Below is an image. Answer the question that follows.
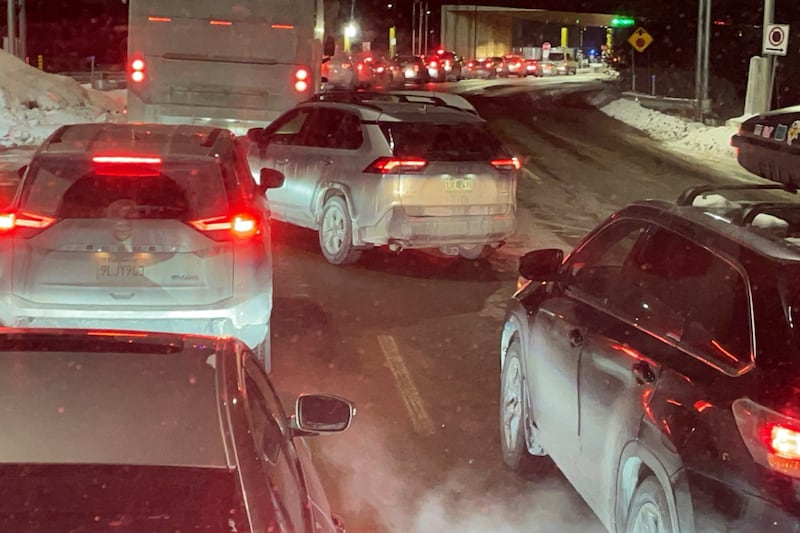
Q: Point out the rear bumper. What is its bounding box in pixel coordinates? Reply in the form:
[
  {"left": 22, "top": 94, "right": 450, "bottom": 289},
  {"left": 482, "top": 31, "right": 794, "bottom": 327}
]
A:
[
  {"left": 0, "top": 292, "right": 271, "bottom": 349},
  {"left": 361, "top": 206, "right": 516, "bottom": 249},
  {"left": 683, "top": 468, "right": 800, "bottom": 532}
]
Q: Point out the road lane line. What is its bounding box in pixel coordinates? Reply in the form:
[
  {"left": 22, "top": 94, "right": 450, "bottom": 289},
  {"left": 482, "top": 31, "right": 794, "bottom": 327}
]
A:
[{"left": 377, "top": 335, "right": 435, "bottom": 436}]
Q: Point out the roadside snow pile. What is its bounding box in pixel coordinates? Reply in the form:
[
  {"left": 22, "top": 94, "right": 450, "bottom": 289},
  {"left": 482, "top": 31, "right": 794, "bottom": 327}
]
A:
[
  {"left": 600, "top": 98, "right": 737, "bottom": 161},
  {"left": 0, "top": 49, "right": 124, "bottom": 147}
]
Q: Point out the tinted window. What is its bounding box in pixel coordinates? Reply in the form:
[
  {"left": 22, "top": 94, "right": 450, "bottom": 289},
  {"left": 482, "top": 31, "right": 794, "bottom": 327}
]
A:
[
  {"left": 631, "top": 228, "right": 752, "bottom": 370},
  {"left": 21, "top": 158, "right": 228, "bottom": 220},
  {"left": 269, "top": 108, "right": 313, "bottom": 146},
  {"left": 380, "top": 122, "right": 508, "bottom": 161},
  {"left": 303, "top": 109, "right": 362, "bottom": 150},
  {"left": 548, "top": 52, "right": 565, "bottom": 61},
  {"left": 244, "top": 362, "right": 307, "bottom": 532},
  {"left": 565, "top": 218, "right": 647, "bottom": 302}
]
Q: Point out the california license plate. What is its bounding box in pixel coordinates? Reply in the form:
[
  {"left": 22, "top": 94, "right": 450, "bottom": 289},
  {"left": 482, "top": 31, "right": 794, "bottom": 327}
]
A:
[
  {"left": 98, "top": 262, "right": 145, "bottom": 278},
  {"left": 445, "top": 178, "right": 473, "bottom": 192}
]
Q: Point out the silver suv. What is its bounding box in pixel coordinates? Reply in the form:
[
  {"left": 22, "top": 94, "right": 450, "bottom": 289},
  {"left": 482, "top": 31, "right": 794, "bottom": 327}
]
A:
[
  {"left": 244, "top": 91, "right": 518, "bottom": 264},
  {"left": 0, "top": 123, "right": 284, "bottom": 371}
]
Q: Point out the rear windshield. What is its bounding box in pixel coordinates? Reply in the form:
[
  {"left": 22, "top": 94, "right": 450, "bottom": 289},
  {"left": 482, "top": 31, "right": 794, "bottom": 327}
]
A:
[
  {"left": 380, "top": 122, "right": 510, "bottom": 161},
  {"left": 548, "top": 53, "right": 566, "bottom": 61},
  {"left": 20, "top": 158, "right": 228, "bottom": 220}
]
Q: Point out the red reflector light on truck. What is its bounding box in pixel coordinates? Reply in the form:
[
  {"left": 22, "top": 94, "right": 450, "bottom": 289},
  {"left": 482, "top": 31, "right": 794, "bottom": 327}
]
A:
[{"left": 129, "top": 57, "right": 146, "bottom": 84}]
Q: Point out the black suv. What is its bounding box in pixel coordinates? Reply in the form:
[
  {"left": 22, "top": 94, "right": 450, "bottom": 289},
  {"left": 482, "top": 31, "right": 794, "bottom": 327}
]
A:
[{"left": 500, "top": 183, "right": 800, "bottom": 532}]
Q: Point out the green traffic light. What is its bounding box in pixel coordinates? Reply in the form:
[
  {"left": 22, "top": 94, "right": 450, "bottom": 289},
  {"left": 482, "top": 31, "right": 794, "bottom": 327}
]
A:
[{"left": 611, "top": 17, "right": 635, "bottom": 27}]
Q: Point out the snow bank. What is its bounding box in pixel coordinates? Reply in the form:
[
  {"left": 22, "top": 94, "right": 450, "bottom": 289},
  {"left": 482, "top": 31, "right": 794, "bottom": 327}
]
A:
[
  {"left": 0, "top": 49, "right": 124, "bottom": 147},
  {"left": 600, "top": 98, "right": 737, "bottom": 160}
]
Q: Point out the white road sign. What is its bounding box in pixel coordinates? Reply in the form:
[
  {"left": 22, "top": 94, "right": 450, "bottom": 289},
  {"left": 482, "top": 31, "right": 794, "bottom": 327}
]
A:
[{"left": 763, "top": 24, "right": 790, "bottom": 56}]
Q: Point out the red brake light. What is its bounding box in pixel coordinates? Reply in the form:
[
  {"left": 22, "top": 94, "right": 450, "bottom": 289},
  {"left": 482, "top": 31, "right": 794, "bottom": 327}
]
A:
[
  {"left": 92, "top": 156, "right": 162, "bottom": 164},
  {"left": 0, "top": 211, "right": 56, "bottom": 237},
  {"left": 130, "top": 57, "right": 146, "bottom": 84},
  {"left": 429, "top": 60, "right": 438, "bottom": 68},
  {"left": 189, "top": 213, "right": 260, "bottom": 240},
  {"left": 209, "top": 19, "right": 233, "bottom": 26},
  {"left": 147, "top": 16, "right": 171, "bottom": 23},
  {"left": 364, "top": 157, "right": 428, "bottom": 174},
  {"left": 733, "top": 398, "right": 800, "bottom": 478},
  {"left": 491, "top": 157, "right": 521, "bottom": 171},
  {"left": 271, "top": 24, "right": 294, "bottom": 29}
]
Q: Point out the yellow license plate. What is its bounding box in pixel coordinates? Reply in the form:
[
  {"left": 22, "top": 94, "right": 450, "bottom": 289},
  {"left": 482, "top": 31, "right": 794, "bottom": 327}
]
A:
[
  {"left": 445, "top": 178, "right": 473, "bottom": 192},
  {"left": 97, "top": 262, "right": 145, "bottom": 278}
]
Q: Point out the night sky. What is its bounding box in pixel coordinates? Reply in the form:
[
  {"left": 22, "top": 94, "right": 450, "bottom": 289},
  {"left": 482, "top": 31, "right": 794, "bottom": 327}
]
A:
[{"left": 4, "top": 0, "right": 800, "bottom": 104}]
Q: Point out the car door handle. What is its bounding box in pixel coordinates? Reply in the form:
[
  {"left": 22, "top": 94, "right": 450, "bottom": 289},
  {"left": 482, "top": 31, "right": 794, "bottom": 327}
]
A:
[
  {"left": 275, "top": 158, "right": 289, "bottom": 165},
  {"left": 568, "top": 328, "right": 583, "bottom": 347},
  {"left": 632, "top": 361, "right": 656, "bottom": 384},
  {"left": 110, "top": 292, "right": 135, "bottom": 300},
  {"left": 323, "top": 158, "right": 334, "bottom": 165}
]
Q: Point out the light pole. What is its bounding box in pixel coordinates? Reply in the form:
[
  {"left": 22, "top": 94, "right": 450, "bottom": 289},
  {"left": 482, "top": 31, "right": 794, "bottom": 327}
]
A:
[
  {"left": 6, "top": 0, "right": 16, "bottom": 56},
  {"left": 763, "top": 0, "right": 775, "bottom": 111}
]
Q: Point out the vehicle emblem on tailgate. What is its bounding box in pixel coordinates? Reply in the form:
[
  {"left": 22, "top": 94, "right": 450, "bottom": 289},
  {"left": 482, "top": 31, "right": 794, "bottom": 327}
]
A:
[{"left": 111, "top": 219, "right": 132, "bottom": 241}]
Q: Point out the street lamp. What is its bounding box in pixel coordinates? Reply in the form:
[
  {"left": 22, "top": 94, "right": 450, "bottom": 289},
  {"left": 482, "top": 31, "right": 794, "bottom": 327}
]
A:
[{"left": 344, "top": 22, "right": 358, "bottom": 53}]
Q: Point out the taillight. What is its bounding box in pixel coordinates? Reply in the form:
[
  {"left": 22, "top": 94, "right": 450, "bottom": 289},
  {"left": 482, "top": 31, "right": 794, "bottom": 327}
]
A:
[
  {"left": 294, "top": 67, "right": 310, "bottom": 92},
  {"left": 429, "top": 60, "right": 438, "bottom": 68},
  {"left": 189, "top": 213, "right": 260, "bottom": 241},
  {"left": 129, "top": 57, "right": 146, "bottom": 84},
  {"left": 364, "top": 157, "right": 428, "bottom": 174},
  {"left": 0, "top": 211, "right": 57, "bottom": 238},
  {"left": 733, "top": 398, "right": 800, "bottom": 478},
  {"left": 491, "top": 157, "right": 521, "bottom": 171},
  {"left": 92, "top": 155, "right": 162, "bottom": 177}
]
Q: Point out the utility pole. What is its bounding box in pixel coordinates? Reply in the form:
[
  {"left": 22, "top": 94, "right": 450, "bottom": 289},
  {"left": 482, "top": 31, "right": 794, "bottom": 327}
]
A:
[
  {"left": 6, "top": 0, "right": 16, "bottom": 56},
  {"left": 18, "top": 0, "right": 26, "bottom": 61},
  {"left": 763, "top": 0, "right": 775, "bottom": 111},
  {"left": 694, "top": 0, "right": 711, "bottom": 122}
]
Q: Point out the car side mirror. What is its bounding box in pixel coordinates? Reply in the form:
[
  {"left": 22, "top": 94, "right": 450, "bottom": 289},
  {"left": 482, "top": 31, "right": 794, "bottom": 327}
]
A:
[
  {"left": 519, "top": 248, "right": 564, "bottom": 281},
  {"left": 246, "top": 127, "right": 267, "bottom": 144},
  {"left": 294, "top": 394, "right": 355, "bottom": 434},
  {"left": 257, "top": 168, "right": 285, "bottom": 193},
  {"left": 323, "top": 36, "right": 336, "bottom": 57}
]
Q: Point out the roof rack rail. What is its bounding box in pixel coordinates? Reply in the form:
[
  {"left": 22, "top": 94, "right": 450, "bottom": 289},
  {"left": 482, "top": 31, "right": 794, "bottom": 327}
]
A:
[
  {"left": 676, "top": 183, "right": 797, "bottom": 206},
  {"left": 732, "top": 202, "right": 800, "bottom": 227},
  {"left": 310, "top": 90, "right": 479, "bottom": 115}
]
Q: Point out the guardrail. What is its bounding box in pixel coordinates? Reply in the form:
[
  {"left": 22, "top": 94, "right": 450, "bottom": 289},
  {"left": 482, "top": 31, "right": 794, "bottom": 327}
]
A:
[{"left": 59, "top": 71, "right": 127, "bottom": 91}]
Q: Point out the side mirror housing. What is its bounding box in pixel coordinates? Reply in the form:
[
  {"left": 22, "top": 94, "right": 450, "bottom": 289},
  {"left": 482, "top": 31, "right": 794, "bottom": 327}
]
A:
[
  {"left": 519, "top": 248, "right": 563, "bottom": 281},
  {"left": 257, "top": 168, "right": 285, "bottom": 194},
  {"left": 294, "top": 394, "right": 355, "bottom": 434},
  {"left": 246, "top": 127, "right": 266, "bottom": 143}
]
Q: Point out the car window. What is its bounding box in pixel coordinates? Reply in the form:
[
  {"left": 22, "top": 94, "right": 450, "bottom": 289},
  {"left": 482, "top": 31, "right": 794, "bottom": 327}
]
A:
[
  {"left": 380, "top": 122, "right": 508, "bottom": 161},
  {"left": 565, "top": 218, "right": 647, "bottom": 303},
  {"left": 233, "top": 139, "right": 256, "bottom": 199},
  {"left": 629, "top": 228, "right": 752, "bottom": 372},
  {"left": 548, "top": 53, "right": 565, "bottom": 61},
  {"left": 303, "top": 108, "right": 363, "bottom": 150},
  {"left": 244, "top": 359, "right": 308, "bottom": 532},
  {"left": 21, "top": 158, "right": 228, "bottom": 220},
  {"left": 269, "top": 108, "right": 313, "bottom": 146}
]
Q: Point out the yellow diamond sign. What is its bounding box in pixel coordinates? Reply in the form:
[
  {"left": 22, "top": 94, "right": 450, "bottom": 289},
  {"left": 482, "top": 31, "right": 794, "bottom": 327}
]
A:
[{"left": 628, "top": 27, "right": 654, "bottom": 53}]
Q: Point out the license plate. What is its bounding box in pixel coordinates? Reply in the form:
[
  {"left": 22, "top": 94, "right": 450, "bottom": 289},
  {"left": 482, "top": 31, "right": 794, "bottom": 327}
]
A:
[
  {"left": 445, "top": 178, "right": 473, "bottom": 192},
  {"left": 97, "top": 262, "right": 145, "bottom": 278}
]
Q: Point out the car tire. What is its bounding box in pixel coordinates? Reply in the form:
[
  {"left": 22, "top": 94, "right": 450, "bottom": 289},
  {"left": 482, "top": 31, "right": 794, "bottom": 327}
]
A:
[
  {"left": 625, "top": 476, "right": 674, "bottom": 533},
  {"left": 458, "top": 244, "right": 494, "bottom": 260},
  {"left": 500, "top": 339, "right": 549, "bottom": 473},
  {"left": 319, "top": 196, "right": 361, "bottom": 265}
]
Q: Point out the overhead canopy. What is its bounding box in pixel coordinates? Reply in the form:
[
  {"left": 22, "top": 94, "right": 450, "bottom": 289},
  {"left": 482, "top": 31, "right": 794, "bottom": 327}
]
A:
[{"left": 442, "top": 5, "right": 619, "bottom": 28}]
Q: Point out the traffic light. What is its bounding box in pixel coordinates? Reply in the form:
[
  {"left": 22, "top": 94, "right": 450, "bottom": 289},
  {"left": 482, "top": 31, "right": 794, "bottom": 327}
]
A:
[{"left": 611, "top": 16, "right": 635, "bottom": 28}]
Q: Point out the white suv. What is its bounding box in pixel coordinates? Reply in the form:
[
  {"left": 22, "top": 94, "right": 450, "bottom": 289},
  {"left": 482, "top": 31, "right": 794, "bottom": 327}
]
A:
[
  {"left": 0, "top": 123, "right": 284, "bottom": 371},
  {"left": 244, "top": 91, "right": 518, "bottom": 264}
]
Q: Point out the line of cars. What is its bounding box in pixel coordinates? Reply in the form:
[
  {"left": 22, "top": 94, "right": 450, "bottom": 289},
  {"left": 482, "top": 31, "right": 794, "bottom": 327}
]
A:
[
  {"left": 499, "top": 106, "right": 800, "bottom": 531},
  {"left": 0, "top": 122, "right": 357, "bottom": 531}
]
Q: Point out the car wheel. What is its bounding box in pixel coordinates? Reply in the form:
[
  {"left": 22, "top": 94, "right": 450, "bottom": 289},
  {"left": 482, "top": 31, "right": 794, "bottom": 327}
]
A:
[
  {"left": 319, "top": 196, "right": 361, "bottom": 265},
  {"left": 625, "top": 476, "right": 674, "bottom": 533},
  {"left": 458, "top": 244, "right": 494, "bottom": 260},
  {"left": 254, "top": 337, "right": 271, "bottom": 374},
  {"left": 500, "top": 339, "right": 548, "bottom": 473}
]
